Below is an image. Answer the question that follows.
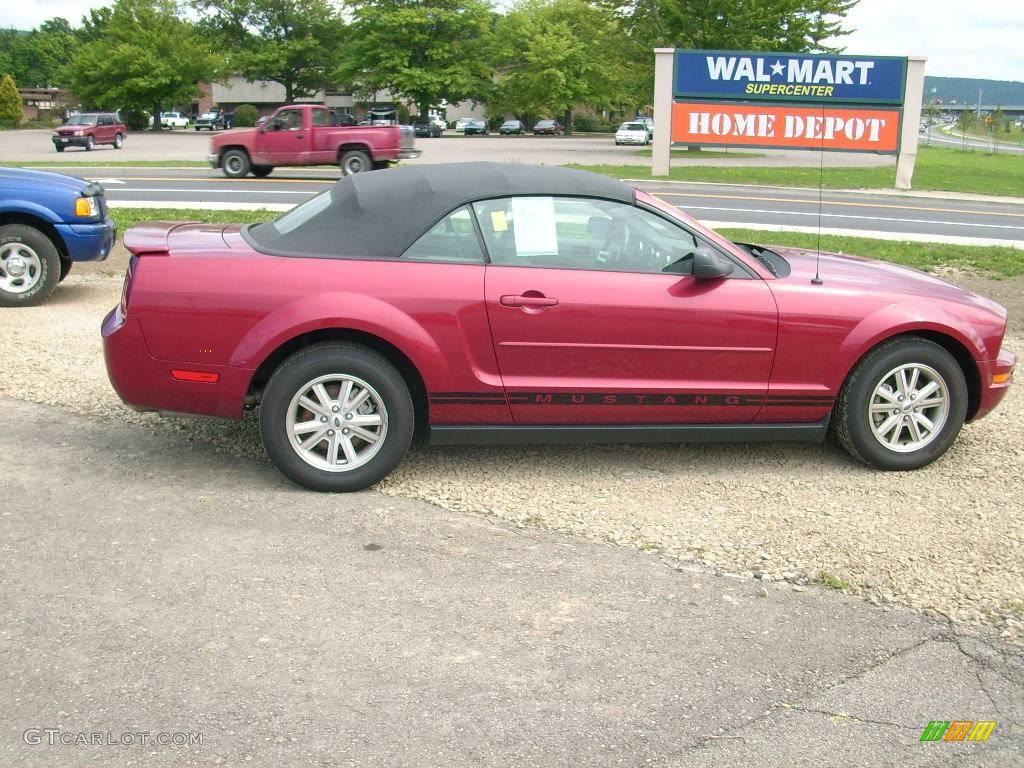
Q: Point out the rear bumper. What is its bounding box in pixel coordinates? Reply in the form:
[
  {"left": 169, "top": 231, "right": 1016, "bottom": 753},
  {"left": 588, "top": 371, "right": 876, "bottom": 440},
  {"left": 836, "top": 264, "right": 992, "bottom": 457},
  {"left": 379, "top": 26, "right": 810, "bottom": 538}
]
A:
[
  {"left": 207, "top": 153, "right": 220, "bottom": 168},
  {"left": 972, "top": 348, "right": 1016, "bottom": 421},
  {"left": 54, "top": 217, "right": 116, "bottom": 262},
  {"left": 102, "top": 307, "right": 251, "bottom": 419}
]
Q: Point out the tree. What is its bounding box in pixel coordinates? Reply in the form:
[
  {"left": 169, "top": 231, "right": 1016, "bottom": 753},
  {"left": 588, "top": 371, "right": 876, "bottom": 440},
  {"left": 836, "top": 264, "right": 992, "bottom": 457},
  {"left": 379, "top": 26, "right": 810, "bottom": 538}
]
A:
[
  {"left": 192, "top": 0, "right": 344, "bottom": 103},
  {"left": 491, "top": 0, "right": 631, "bottom": 133},
  {"left": 65, "top": 0, "right": 219, "bottom": 129},
  {"left": 0, "top": 74, "right": 22, "bottom": 128},
  {"left": 337, "top": 0, "right": 494, "bottom": 120}
]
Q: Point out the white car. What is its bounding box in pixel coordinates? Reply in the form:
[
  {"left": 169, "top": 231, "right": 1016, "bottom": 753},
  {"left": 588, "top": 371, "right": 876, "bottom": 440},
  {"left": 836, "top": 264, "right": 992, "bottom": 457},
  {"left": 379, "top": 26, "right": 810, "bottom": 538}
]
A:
[
  {"left": 615, "top": 121, "right": 650, "bottom": 146},
  {"left": 160, "top": 112, "right": 189, "bottom": 129},
  {"left": 454, "top": 117, "right": 475, "bottom": 133}
]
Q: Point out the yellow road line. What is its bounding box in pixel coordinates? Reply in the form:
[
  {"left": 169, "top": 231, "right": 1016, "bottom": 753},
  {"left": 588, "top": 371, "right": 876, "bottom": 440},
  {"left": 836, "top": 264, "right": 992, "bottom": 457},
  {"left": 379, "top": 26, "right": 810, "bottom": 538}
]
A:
[{"left": 652, "top": 191, "right": 1024, "bottom": 219}]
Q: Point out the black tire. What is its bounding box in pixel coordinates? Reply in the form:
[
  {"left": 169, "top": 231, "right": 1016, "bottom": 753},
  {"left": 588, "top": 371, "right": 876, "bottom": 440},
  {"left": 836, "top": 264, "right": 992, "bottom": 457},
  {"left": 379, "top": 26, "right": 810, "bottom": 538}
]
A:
[
  {"left": 221, "top": 149, "right": 251, "bottom": 178},
  {"left": 85, "top": 135, "right": 95, "bottom": 151},
  {"left": 340, "top": 149, "right": 372, "bottom": 175},
  {"left": 0, "top": 224, "right": 62, "bottom": 307},
  {"left": 833, "top": 337, "right": 968, "bottom": 471},
  {"left": 260, "top": 343, "right": 415, "bottom": 492},
  {"left": 59, "top": 258, "right": 72, "bottom": 282},
  {"left": 251, "top": 165, "right": 273, "bottom": 178},
  {"left": 114, "top": 133, "right": 124, "bottom": 149},
  {"left": 55, "top": 144, "right": 65, "bottom": 152},
  {"left": 194, "top": 126, "right": 200, "bottom": 131}
]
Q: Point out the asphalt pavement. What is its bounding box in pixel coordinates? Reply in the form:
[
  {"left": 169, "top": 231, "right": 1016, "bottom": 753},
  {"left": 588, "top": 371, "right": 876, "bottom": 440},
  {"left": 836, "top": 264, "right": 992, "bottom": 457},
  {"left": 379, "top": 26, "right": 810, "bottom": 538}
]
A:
[
  {"left": 83, "top": 167, "right": 1024, "bottom": 245},
  {"left": 1, "top": 398, "right": 1022, "bottom": 767}
]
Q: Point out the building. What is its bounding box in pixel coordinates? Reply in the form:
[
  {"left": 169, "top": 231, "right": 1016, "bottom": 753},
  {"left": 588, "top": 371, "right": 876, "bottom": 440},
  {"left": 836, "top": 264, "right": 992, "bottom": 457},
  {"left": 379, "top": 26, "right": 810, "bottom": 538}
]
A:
[{"left": 18, "top": 87, "right": 73, "bottom": 122}]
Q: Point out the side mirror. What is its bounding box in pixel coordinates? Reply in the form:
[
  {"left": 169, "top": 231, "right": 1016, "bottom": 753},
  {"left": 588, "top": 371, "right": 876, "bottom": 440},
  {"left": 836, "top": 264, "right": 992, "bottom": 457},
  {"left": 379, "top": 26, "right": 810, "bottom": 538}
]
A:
[{"left": 692, "top": 247, "right": 734, "bottom": 279}]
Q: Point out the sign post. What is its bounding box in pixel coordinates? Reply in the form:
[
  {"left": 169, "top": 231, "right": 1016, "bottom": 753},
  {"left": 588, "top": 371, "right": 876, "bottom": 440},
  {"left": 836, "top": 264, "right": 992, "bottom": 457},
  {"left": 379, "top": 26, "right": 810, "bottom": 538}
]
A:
[
  {"left": 895, "top": 56, "right": 927, "bottom": 190},
  {"left": 652, "top": 48, "right": 674, "bottom": 177}
]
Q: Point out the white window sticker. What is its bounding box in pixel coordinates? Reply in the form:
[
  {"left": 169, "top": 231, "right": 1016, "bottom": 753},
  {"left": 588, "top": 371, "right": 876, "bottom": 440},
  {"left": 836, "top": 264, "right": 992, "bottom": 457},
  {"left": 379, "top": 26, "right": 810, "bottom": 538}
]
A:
[{"left": 510, "top": 197, "right": 558, "bottom": 258}]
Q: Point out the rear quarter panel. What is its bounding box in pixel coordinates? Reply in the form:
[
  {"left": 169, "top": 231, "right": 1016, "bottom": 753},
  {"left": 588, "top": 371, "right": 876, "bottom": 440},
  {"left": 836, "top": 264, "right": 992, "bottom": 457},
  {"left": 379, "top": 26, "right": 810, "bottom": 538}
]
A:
[{"left": 129, "top": 251, "right": 509, "bottom": 424}]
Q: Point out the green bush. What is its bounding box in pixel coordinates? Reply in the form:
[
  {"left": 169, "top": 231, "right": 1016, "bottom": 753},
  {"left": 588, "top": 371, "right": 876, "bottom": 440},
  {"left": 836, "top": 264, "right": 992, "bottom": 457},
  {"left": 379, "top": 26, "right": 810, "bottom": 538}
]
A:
[
  {"left": 572, "top": 114, "right": 613, "bottom": 133},
  {"left": 120, "top": 107, "right": 151, "bottom": 131},
  {"left": 233, "top": 104, "right": 258, "bottom": 127},
  {"left": 0, "top": 74, "right": 21, "bottom": 129}
]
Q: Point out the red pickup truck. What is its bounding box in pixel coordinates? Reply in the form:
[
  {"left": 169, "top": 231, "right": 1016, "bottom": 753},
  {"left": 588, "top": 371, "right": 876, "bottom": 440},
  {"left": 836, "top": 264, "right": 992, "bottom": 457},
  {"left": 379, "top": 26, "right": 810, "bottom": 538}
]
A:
[{"left": 208, "top": 104, "right": 419, "bottom": 178}]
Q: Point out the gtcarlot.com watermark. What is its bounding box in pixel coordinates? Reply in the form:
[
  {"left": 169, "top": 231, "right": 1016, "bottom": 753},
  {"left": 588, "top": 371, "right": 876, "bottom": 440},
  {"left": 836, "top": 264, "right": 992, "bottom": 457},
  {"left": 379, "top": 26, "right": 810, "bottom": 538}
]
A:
[{"left": 23, "top": 728, "right": 203, "bottom": 747}]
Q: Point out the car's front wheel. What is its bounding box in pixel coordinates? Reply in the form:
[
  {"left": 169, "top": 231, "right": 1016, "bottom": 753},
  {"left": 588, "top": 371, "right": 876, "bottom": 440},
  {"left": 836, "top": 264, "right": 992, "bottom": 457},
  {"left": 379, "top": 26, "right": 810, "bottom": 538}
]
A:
[
  {"left": 833, "top": 337, "right": 968, "bottom": 470},
  {"left": 85, "top": 136, "right": 95, "bottom": 151},
  {"left": 114, "top": 133, "right": 124, "bottom": 149},
  {"left": 260, "top": 343, "right": 415, "bottom": 491},
  {"left": 0, "top": 224, "right": 61, "bottom": 307},
  {"left": 221, "top": 149, "right": 251, "bottom": 178}
]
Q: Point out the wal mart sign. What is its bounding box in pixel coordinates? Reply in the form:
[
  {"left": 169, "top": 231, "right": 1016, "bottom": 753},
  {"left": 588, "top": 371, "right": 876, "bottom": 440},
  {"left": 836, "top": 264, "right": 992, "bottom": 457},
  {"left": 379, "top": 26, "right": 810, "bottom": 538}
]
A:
[{"left": 674, "top": 51, "right": 908, "bottom": 105}]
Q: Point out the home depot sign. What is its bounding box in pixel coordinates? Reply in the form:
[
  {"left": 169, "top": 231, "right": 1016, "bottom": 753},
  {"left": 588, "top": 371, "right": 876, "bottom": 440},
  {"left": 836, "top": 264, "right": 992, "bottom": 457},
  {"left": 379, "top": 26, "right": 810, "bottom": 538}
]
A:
[
  {"left": 671, "top": 102, "right": 901, "bottom": 152},
  {"left": 665, "top": 50, "right": 909, "bottom": 155}
]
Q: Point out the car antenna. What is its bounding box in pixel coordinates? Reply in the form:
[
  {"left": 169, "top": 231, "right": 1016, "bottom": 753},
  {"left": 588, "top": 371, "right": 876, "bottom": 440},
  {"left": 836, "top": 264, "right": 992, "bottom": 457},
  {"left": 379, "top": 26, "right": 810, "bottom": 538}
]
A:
[{"left": 811, "top": 109, "right": 825, "bottom": 286}]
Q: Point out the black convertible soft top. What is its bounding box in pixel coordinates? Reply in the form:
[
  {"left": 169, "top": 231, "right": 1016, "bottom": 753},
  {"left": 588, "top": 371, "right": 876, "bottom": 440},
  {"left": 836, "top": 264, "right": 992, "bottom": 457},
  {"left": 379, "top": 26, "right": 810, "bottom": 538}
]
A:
[{"left": 245, "top": 162, "right": 637, "bottom": 259}]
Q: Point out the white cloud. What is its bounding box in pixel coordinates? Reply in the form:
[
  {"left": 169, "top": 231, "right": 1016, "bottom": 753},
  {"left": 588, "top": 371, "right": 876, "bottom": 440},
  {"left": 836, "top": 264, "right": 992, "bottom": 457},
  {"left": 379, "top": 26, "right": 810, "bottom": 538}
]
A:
[
  {"left": 831, "top": 0, "right": 1024, "bottom": 81},
  {"left": 0, "top": 1, "right": 114, "bottom": 29}
]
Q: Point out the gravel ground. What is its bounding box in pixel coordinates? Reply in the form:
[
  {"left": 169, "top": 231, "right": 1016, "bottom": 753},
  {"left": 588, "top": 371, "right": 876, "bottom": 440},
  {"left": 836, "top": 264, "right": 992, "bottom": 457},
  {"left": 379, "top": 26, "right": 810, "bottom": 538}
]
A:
[{"left": 3, "top": 261, "right": 1022, "bottom": 644}]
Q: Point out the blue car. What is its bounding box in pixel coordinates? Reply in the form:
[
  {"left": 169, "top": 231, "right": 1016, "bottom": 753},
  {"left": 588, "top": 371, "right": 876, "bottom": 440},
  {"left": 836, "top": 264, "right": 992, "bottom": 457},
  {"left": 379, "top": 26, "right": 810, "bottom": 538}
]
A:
[{"left": 0, "top": 168, "right": 116, "bottom": 306}]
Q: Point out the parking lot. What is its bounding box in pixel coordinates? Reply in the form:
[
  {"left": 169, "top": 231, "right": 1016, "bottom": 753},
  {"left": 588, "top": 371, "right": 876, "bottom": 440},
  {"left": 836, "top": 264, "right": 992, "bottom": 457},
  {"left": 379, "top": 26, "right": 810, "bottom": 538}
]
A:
[{"left": 0, "top": 127, "right": 897, "bottom": 168}]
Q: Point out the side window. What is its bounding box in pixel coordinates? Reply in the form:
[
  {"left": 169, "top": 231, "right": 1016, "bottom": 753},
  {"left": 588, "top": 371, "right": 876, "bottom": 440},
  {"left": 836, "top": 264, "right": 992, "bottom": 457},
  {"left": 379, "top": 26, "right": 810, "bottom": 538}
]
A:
[
  {"left": 98, "top": 115, "right": 112, "bottom": 126},
  {"left": 402, "top": 206, "right": 485, "bottom": 264},
  {"left": 472, "top": 196, "right": 719, "bottom": 275},
  {"left": 311, "top": 109, "right": 332, "bottom": 127},
  {"left": 269, "top": 109, "right": 302, "bottom": 131}
]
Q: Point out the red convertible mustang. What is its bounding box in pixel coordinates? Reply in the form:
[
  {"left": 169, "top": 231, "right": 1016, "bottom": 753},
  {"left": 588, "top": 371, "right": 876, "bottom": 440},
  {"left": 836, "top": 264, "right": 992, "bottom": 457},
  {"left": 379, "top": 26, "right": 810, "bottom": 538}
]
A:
[{"left": 102, "top": 164, "right": 1015, "bottom": 491}]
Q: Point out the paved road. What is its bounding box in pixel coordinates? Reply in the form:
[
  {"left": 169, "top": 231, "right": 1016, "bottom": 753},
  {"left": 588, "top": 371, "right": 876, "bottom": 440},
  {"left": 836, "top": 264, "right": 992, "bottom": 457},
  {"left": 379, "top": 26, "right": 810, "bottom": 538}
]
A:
[
  {"left": 923, "top": 126, "right": 1024, "bottom": 155},
  {"left": 83, "top": 167, "right": 1024, "bottom": 245},
  {"left": 1, "top": 398, "right": 1021, "bottom": 767}
]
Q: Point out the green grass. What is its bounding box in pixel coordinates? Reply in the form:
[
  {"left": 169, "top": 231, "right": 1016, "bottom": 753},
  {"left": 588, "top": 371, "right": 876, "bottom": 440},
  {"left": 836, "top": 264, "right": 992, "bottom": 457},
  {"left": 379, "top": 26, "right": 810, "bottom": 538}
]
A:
[
  {"left": 1, "top": 160, "right": 211, "bottom": 168},
  {"left": 634, "top": 148, "right": 765, "bottom": 159},
  {"left": 818, "top": 571, "right": 854, "bottom": 591},
  {"left": 110, "top": 207, "right": 276, "bottom": 231},
  {"left": 569, "top": 146, "right": 1024, "bottom": 197},
  {"left": 719, "top": 228, "right": 1024, "bottom": 278}
]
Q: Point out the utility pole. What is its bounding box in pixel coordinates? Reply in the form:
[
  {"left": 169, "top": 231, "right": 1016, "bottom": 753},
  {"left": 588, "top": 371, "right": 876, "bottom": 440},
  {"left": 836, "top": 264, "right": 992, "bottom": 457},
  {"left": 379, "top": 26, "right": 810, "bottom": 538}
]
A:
[{"left": 977, "top": 89, "right": 982, "bottom": 117}]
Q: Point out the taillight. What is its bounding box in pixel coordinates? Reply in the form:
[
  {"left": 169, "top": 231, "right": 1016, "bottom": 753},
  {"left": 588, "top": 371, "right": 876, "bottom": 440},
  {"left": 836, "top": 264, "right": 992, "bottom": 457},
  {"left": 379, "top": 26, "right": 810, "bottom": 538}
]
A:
[{"left": 120, "top": 256, "right": 137, "bottom": 317}]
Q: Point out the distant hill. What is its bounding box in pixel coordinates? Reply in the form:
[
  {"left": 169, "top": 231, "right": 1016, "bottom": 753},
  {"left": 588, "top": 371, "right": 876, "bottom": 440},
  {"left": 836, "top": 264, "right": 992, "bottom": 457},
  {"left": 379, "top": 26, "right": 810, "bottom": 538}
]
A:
[{"left": 924, "top": 76, "right": 1024, "bottom": 106}]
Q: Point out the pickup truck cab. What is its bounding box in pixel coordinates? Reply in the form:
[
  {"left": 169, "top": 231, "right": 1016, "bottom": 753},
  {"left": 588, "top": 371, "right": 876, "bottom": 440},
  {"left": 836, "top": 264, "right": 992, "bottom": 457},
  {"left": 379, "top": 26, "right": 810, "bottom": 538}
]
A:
[{"left": 208, "top": 104, "right": 420, "bottom": 178}]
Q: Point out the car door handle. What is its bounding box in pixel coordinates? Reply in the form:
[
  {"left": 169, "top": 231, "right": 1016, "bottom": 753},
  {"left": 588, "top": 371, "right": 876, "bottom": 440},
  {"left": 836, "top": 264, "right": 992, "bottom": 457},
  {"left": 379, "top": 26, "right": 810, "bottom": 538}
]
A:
[
  {"left": 500, "top": 294, "right": 558, "bottom": 308},
  {"left": 296, "top": 134, "right": 305, "bottom": 139}
]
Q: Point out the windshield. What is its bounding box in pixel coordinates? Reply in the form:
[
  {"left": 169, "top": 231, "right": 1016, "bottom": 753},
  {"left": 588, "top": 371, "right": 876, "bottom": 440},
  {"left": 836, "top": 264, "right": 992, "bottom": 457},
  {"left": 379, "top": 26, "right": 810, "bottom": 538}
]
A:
[
  {"left": 66, "top": 115, "right": 98, "bottom": 126},
  {"left": 620, "top": 123, "right": 645, "bottom": 131},
  {"left": 537, "top": 121, "right": 554, "bottom": 127},
  {"left": 200, "top": 113, "right": 217, "bottom": 119}
]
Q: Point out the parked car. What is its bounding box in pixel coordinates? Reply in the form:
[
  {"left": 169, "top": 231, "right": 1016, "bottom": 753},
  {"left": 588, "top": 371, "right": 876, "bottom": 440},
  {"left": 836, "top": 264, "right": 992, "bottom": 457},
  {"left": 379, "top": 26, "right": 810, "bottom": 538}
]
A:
[
  {"left": 1, "top": 168, "right": 115, "bottom": 306},
  {"left": 532, "top": 119, "right": 564, "bottom": 136},
  {"left": 160, "top": 111, "right": 190, "bottom": 129},
  {"left": 635, "top": 116, "right": 654, "bottom": 137},
  {"left": 102, "top": 163, "right": 1015, "bottom": 492},
  {"left": 208, "top": 103, "right": 420, "bottom": 178},
  {"left": 615, "top": 121, "right": 651, "bottom": 146},
  {"left": 499, "top": 119, "right": 526, "bottom": 135},
  {"left": 195, "top": 111, "right": 229, "bottom": 131},
  {"left": 463, "top": 119, "right": 489, "bottom": 136},
  {"left": 413, "top": 120, "right": 443, "bottom": 138},
  {"left": 454, "top": 117, "right": 475, "bottom": 133},
  {"left": 52, "top": 113, "right": 127, "bottom": 152}
]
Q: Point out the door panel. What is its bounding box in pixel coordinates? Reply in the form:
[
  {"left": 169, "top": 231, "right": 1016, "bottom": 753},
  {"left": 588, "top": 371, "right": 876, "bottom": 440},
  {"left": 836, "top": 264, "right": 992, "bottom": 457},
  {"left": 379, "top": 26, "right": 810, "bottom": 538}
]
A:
[
  {"left": 485, "top": 266, "right": 778, "bottom": 424},
  {"left": 254, "top": 108, "right": 311, "bottom": 164}
]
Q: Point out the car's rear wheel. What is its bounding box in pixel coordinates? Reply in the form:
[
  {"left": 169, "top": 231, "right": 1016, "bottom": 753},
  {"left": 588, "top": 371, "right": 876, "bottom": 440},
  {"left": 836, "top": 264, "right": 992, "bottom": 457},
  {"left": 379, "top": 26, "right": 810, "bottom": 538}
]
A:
[
  {"left": 114, "top": 133, "right": 124, "bottom": 149},
  {"left": 221, "top": 149, "right": 250, "bottom": 178},
  {"left": 251, "top": 165, "right": 273, "bottom": 178},
  {"left": 833, "top": 337, "right": 967, "bottom": 470},
  {"left": 340, "top": 149, "right": 372, "bottom": 175},
  {"left": 85, "top": 136, "right": 95, "bottom": 151},
  {"left": 260, "top": 343, "right": 415, "bottom": 492},
  {"left": 55, "top": 145, "right": 65, "bottom": 152},
  {"left": 0, "top": 225, "right": 61, "bottom": 307}
]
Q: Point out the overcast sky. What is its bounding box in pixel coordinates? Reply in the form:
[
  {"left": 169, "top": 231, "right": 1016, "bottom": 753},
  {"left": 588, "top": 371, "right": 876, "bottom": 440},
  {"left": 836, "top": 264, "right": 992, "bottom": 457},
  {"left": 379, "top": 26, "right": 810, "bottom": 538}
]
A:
[{"left": 1, "top": 0, "right": 1022, "bottom": 81}]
